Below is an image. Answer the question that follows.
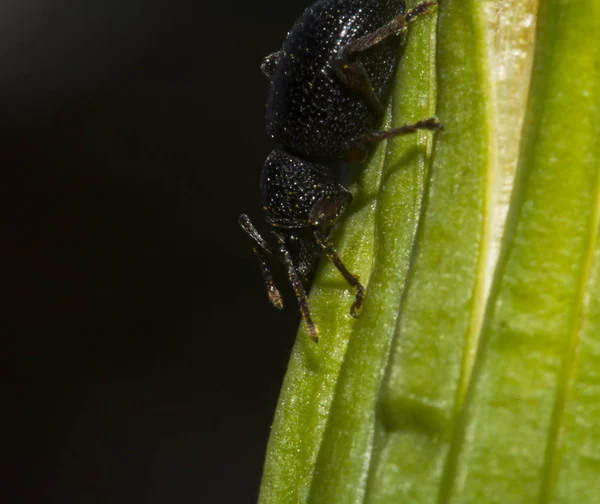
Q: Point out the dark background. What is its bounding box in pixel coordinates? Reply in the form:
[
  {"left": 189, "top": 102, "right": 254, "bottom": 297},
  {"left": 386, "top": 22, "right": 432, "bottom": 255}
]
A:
[{"left": 2, "top": 0, "right": 309, "bottom": 502}]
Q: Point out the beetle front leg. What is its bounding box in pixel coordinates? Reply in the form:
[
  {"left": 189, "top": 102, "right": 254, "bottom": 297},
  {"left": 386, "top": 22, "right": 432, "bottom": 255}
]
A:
[
  {"left": 312, "top": 230, "right": 365, "bottom": 318},
  {"left": 307, "top": 190, "right": 364, "bottom": 317},
  {"left": 273, "top": 233, "right": 319, "bottom": 342},
  {"left": 239, "top": 214, "right": 284, "bottom": 310}
]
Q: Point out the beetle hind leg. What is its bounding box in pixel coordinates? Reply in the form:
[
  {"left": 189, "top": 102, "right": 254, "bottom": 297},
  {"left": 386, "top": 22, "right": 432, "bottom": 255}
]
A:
[{"left": 332, "top": 0, "right": 439, "bottom": 119}]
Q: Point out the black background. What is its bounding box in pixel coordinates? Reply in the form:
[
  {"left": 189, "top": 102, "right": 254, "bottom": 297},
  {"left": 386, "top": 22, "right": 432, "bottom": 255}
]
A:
[{"left": 2, "top": 0, "right": 309, "bottom": 502}]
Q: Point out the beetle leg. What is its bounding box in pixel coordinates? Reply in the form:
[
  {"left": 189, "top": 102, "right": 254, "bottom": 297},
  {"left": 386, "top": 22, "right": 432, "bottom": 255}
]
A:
[
  {"left": 342, "top": 0, "right": 438, "bottom": 57},
  {"left": 312, "top": 229, "right": 365, "bottom": 318},
  {"left": 342, "top": 117, "right": 443, "bottom": 162},
  {"left": 331, "top": 58, "right": 386, "bottom": 119},
  {"left": 239, "top": 214, "right": 284, "bottom": 310},
  {"left": 405, "top": 1, "right": 440, "bottom": 22},
  {"left": 308, "top": 190, "right": 363, "bottom": 317},
  {"left": 332, "top": 0, "right": 439, "bottom": 118},
  {"left": 340, "top": 14, "right": 407, "bottom": 57},
  {"left": 272, "top": 232, "right": 319, "bottom": 342}
]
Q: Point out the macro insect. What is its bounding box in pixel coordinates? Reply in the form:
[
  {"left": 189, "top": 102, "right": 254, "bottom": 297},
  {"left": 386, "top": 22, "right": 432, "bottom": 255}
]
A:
[{"left": 239, "top": 0, "right": 441, "bottom": 342}]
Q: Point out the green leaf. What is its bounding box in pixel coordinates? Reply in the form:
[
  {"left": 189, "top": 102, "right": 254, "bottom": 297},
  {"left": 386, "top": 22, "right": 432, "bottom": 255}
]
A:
[{"left": 258, "top": 0, "right": 600, "bottom": 502}]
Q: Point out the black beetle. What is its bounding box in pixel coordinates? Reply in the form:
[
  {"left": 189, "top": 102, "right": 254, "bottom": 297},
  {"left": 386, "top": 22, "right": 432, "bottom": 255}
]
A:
[{"left": 240, "top": 0, "right": 441, "bottom": 342}]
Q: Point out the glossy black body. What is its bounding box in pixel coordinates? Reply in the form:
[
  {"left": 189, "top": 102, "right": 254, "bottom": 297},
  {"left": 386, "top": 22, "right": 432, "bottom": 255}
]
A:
[
  {"left": 266, "top": 0, "right": 405, "bottom": 160},
  {"left": 240, "top": 0, "right": 439, "bottom": 340}
]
